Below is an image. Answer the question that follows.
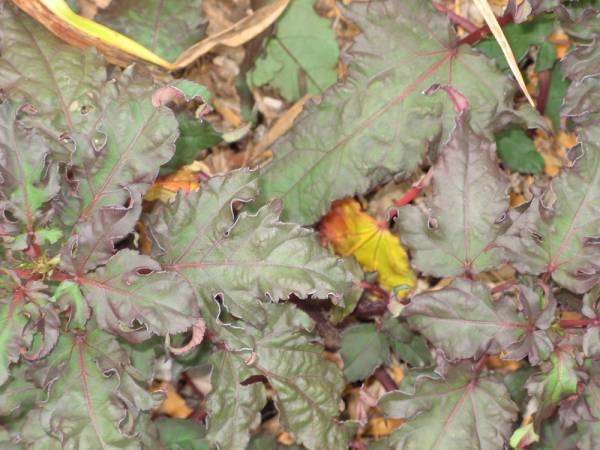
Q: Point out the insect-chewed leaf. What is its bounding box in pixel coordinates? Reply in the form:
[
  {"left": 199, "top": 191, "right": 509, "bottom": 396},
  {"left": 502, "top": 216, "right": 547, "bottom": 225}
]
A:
[
  {"left": 321, "top": 199, "right": 415, "bottom": 296},
  {"left": 207, "top": 303, "right": 356, "bottom": 450},
  {"left": 397, "top": 119, "right": 509, "bottom": 277},
  {"left": 20, "top": 328, "right": 157, "bottom": 449},
  {"left": 145, "top": 169, "right": 359, "bottom": 326},
  {"left": 257, "top": 0, "right": 532, "bottom": 225},
  {"left": 247, "top": 0, "right": 339, "bottom": 101},
  {"left": 582, "top": 285, "right": 600, "bottom": 356},
  {"left": 402, "top": 279, "right": 527, "bottom": 360},
  {"left": 78, "top": 250, "right": 199, "bottom": 342},
  {"left": 56, "top": 67, "right": 179, "bottom": 274},
  {"left": 96, "top": 0, "right": 205, "bottom": 62},
  {"left": 379, "top": 362, "right": 518, "bottom": 450},
  {"left": 0, "top": 102, "right": 59, "bottom": 239},
  {"left": 499, "top": 29, "right": 600, "bottom": 293},
  {"left": 0, "top": 275, "right": 57, "bottom": 387},
  {"left": 558, "top": 359, "right": 600, "bottom": 450},
  {"left": 496, "top": 133, "right": 600, "bottom": 293},
  {"left": 0, "top": 4, "right": 106, "bottom": 157}
]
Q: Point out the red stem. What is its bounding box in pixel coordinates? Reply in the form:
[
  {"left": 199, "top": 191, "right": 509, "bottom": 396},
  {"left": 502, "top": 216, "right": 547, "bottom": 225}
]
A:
[
  {"left": 374, "top": 365, "right": 398, "bottom": 392},
  {"left": 559, "top": 318, "right": 600, "bottom": 329},
  {"left": 432, "top": 2, "right": 478, "bottom": 33},
  {"left": 536, "top": 70, "right": 551, "bottom": 117},
  {"left": 359, "top": 281, "right": 391, "bottom": 301},
  {"left": 457, "top": 11, "right": 514, "bottom": 46}
]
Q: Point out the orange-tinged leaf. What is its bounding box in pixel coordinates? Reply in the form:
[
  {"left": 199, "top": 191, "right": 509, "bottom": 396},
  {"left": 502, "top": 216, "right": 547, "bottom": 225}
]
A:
[
  {"left": 320, "top": 199, "right": 415, "bottom": 297},
  {"left": 145, "top": 161, "right": 210, "bottom": 202},
  {"left": 364, "top": 417, "right": 404, "bottom": 438},
  {"left": 150, "top": 382, "right": 193, "bottom": 419}
]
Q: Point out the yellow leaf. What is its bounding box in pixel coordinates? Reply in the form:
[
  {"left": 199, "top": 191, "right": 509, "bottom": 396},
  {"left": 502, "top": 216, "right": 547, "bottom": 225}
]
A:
[
  {"left": 150, "top": 382, "right": 193, "bottom": 419},
  {"left": 320, "top": 199, "right": 415, "bottom": 297}
]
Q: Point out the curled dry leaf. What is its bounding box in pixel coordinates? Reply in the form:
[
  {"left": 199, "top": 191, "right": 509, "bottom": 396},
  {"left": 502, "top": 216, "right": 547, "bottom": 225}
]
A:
[
  {"left": 172, "top": 0, "right": 290, "bottom": 69},
  {"left": 11, "top": 0, "right": 290, "bottom": 71},
  {"left": 169, "top": 318, "right": 206, "bottom": 356}
]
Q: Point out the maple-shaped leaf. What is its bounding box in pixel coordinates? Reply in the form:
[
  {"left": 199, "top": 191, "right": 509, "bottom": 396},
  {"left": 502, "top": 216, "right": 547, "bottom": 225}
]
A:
[
  {"left": 78, "top": 250, "right": 199, "bottom": 342},
  {"left": 207, "top": 303, "right": 356, "bottom": 450},
  {"left": 57, "top": 67, "right": 179, "bottom": 275},
  {"left": 256, "top": 0, "right": 534, "bottom": 224},
  {"left": 0, "top": 101, "right": 59, "bottom": 241},
  {"left": 497, "top": 142, "right": 600, "bottom": 293},
  {"left": 20, "top": 328, "right": 157, "bottom": 449},
  {"left": 581, "top": 286, "right": 600, "bottom": 356},
  {"left": 498, "top": 28, "right": 600, "bottom": 293},
  {"left": 247, "top": 0, "right": 339, "bottom": 101},
  {"left": 96, "top": 0, "right": 205, "bottom": 61},
  {"left": 379, "top": 362, "right": 518, "bottom": 449},
  {"left": 561, "top": 361, "right": 600, "bottom": 450},
  {"left": 321, "top": 199, "right": 415, "bottom": 296},
  {"left": 402, "top": 279, "right": 527, "bottom": 360},
  {"left": 0, "top": 4, "right": 105, "bottom": 157},
  {"left": 503, "top": 285, "right": 556, "bottom": 365},
  {"left": 525, "top": 349, "right": 578, "bottom": 426},
  {"left": 397, "top": 119, "right": 509, "bottom": 277},
  {"left": 0, "top": 275, "right": 58, "bottom": 387},
  {"left": 145, "top": 169, "right": 360, "bottom": 325}
]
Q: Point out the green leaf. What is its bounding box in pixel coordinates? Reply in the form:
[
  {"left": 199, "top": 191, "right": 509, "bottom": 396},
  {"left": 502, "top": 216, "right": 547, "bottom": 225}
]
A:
[
  {"left": 160, "top": 111, "right": 222, "bottom": 175},
  {"left": 78, "top": 250, "right": 199, "bottom": 342},
  {"left": 0, "top": 365, "right": 43, "bottom": 418},
  {"left": 21, "top": 328, "right": 157, "bottom": 448},
  {"left": 379, "top": 362, "right": 518, "bottom": 450},
  {"left": 249, "top": 433, "right": 306, "bottom": 450},
  {"left": 476, "top": 14, "right": 555, "bottom": 71},
  {"left": 0, "top": 5, "right": 106, "bottom": 157},
  {"left": 96, "top": 0, "right": 205, "bottom": 61},
  {"left": 532, "top": 418, "right": 578, "bottom": 450},
  {"left": 145, "top": 169, "right": 359, "bottom": 325},
  {"left": 496, "top": 125, "right": 545, "bottom": 174},
  {"left": 340, "top": 323, "right": 390, "bottom": 382},
  {"left": 510, "top": 423, "right": 540, "bottom": 448},
  {"left": 525, "top": 350, "right": 578, "bottom": 423},
  {"left": 382, "top": 315, "right": 432, "bottom": 367},
  {"left": 156, "top": 418, "right": 211, "bottom": 450},
  {"left": 208, "top": 304, "right": 356, "bottom": 450},
  {"left": 0, "top": 102, "right": 59, "bottom": 239},
  {"left": 247, "top": 0, "right": 339, "bottom": 101},
  {"left": 257, "top": 0, "right": 535, "bottom": 224},
  {"left": 402, "top": 279, "right": 527, "bottom": 360},
  {"left": 397, "top": 120, "right": 509, "bottom": 277}
]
